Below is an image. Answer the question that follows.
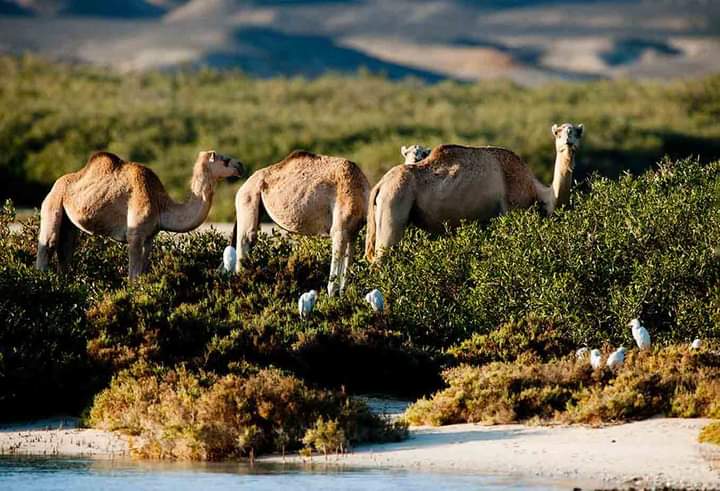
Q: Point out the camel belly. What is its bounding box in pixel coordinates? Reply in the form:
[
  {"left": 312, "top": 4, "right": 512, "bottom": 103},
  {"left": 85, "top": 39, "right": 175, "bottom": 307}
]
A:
[
  {"left": 261, "top": 186, "right": 333, "bottom": 236},
  {"left": 413, "top": 172, "right": 507, "bottom": 231},
  {"left": 63, "top": 199, "right": 129, "bottom": 243}
]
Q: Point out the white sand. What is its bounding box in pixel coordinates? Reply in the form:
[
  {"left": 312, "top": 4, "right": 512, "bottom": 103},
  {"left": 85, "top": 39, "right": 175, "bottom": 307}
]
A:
[
  {"left": 0, "top": 418, "right": 128, "bottom": 458},
  {"left": 262, "top": 418, "right": 720, "bottom": 489}
]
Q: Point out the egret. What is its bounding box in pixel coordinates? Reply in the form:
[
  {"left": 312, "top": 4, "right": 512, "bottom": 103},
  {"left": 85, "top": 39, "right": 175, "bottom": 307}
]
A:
[
  {"left": 590, "top": 349, "right": 602, "bottom": 370},
  {"left": 691, "top": 339, "right": 702, "bottom": 350},
  {"left": 576, "top": 347, "right": 589, "bottom": 359},
  {"left": 298, "top": 290, "right": 318, "bottom": 319},
  {"left": 222, "top": 245, "right": 236, "bottom": 273},
  {"left": 630, "top": 319, "right": 651, "bottom": 350},
  {"left": 606, "top": 347, "right": 626, "bottom": 371},
  {"left": 365, "top": 289, "right": 384, "bottom": 313}
]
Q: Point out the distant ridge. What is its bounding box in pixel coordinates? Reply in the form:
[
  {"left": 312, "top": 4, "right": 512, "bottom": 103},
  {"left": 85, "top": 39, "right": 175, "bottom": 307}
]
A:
[
  {"left": 60, "top": 0, "right": 166, "bottom": 18},
  {"left": 0, "top": 0, "right": 32, "bottom": 15}
]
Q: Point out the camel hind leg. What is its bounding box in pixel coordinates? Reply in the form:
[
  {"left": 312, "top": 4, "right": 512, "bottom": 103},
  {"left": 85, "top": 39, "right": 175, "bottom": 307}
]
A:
[
  {"left": 327, "top": 228, "right": 351, "bottom": 297},
  {"left": 234, "top": 173, "right": 263, "bottom": 272},
  {"left": 36, "top": 177, "right": 69, "bottom": 272},
  {"left": 373, "top": 186, "right": 414, "bottom": 261}
]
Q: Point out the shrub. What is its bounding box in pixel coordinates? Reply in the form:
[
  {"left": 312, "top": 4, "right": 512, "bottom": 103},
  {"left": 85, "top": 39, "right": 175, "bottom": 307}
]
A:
[
  {"left": 302, "top": 417, "right": 346, "bottom": 455},
  {"left": 405, "top": 345, "right": 720, "bottom": 426},
  {"left": 89, "top": 363, "right": 403, "bottom": 460},
  {"left": 700, "top": 421, "right": 720, "bottom": 446}
]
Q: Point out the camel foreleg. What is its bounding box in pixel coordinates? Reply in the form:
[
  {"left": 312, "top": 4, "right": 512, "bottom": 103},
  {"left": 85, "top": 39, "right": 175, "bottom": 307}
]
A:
[{"left": 56, "top": 214, "right": 79, "bottom": 273}]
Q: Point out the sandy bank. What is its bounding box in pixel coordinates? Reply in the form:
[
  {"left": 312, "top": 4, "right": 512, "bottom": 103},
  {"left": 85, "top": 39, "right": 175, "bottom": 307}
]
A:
[
  {"left": 2, "top": 417, "right": 718, "bottom": 488},
  {"left": 262, "top": 418, "right": 720, "bottom": 489},
  {"left": 0, "top": 418, "right": 128, "bottom": 458}
]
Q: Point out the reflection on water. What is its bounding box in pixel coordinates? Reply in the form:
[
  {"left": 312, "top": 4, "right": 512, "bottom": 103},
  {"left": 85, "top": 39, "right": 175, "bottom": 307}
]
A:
[{"left": 0, "top": 456, "right": 565, "bottom": 491}]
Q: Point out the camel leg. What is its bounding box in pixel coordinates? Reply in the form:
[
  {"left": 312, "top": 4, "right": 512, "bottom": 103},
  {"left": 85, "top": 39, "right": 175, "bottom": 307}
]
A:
[
  {"left": 328, "top": 225, "right": 352, "bottom": 296},
  {"left": 127, "top": 230, "right": 146, "bottom": 280},
  {"left": 374, "top": 190, "right": 413, "bottom": 260},
  {"left": 338, "top": 239, "right": 353, "bottom": 295},
  {"left": 234, "top": 176, "right": 262, "bottom": 272},
  {"left": 56, "top": 214, "right": 79, "bottom": 273},
  {"left": 141, "top": 236, "right": 154, "bottom": 274},
  {"left": 36, "top": 179, "right": 67, "bottom": 271}
]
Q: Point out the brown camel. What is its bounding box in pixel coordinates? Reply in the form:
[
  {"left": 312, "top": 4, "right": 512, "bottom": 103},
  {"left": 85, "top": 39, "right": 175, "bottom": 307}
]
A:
[
  {"left": 36, "top": 150, "right": 243, "bottom": 279},
  {"left": 365, "top": 123, "right": 584, "bottom": 261},
  {"left": 232, "top": 150, "right": 369, "bottom": 296}
]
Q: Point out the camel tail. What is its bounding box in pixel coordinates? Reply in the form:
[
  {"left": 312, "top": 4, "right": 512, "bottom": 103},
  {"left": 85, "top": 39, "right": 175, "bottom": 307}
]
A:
[{"left": 364, "top": 181, "right": 383, "bottom": 262}]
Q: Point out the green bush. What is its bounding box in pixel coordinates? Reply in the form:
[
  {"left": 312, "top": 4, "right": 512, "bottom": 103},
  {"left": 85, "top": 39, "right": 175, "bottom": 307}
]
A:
[
  {"left": 406, "top": 345, "right": 720, "bottom": 426},
  {"left": 88, "top": 363, "right": 404, "bottom": 460}
]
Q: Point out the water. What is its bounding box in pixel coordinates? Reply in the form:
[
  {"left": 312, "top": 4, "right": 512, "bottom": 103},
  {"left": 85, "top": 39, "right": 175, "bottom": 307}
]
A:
[{"left": 0, "top": 457, "right": 565, "bottom": 490}]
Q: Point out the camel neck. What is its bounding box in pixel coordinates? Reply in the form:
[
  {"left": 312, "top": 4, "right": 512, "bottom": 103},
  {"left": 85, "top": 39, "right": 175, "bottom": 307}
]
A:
[
  {"left": 160, "top": 160, "right": 215, "bottom": 232},
  {"left": 552, "top": 149, "right": 574, "bottom": 209}
]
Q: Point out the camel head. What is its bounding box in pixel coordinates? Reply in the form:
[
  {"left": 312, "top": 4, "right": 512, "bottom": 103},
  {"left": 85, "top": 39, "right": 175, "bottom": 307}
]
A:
[
  {"left": 552, "top": 123, "right": 583, "bottom": 154},
  {"left": 401, "top": 144, "right": 432, "bottom": 164},
  {"left": 198, "top": 150, "right": 244, "bottom": 179}
]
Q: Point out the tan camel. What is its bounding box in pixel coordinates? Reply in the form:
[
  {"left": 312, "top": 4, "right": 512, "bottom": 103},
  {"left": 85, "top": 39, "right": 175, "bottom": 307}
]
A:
[
  {"left": 232, "top": 150, "right": 369, "bottom": 296},
  {"left": 36, "top": 150, "right": 242, "bottom": 279},
  {"left": 365, "top": 123, "right": 584, "bottom": 261}
]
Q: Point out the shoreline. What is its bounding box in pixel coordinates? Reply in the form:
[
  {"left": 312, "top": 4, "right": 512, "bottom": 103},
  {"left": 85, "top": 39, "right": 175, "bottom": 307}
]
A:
[
  {"left": 1, "top": 418, "right": 718, "bottom": 488},
  {"left": 263, "top": 418, "right": 720, "bottom": 489}
]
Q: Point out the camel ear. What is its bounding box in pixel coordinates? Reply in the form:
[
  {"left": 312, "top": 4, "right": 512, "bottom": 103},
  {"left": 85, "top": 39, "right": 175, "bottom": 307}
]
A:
[
  {"left": 576, "top": 124, "right": 584, "bottom": 137},
  {"left": 401, "top": 146, "right": 408, "bottom": 156},
  {"left": 208, "top": 151, "right": 216, "bottom": 163},
  {"left": 551, "top": 124, "right": 559, "bottom": 135}
]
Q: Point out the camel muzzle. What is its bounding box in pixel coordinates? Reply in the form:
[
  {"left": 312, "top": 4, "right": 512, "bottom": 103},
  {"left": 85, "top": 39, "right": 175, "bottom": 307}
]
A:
[{"left": 228, "top": 160, "right": 245, "bottom": 181}]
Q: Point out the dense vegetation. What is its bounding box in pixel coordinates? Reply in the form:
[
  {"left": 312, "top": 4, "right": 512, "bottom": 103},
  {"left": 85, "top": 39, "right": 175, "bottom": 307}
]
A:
[
  {"left": 3, "top": 54, "right": 720, "bottom": 220},
  {"left": 1, "top": 56, "right": 720, "bottom": 457},
  {"left": 406, "top": 346, "right": 720, "bottom": 426},
  {"left": 2, "top": 155, "right": 719, "bottom": 449}
]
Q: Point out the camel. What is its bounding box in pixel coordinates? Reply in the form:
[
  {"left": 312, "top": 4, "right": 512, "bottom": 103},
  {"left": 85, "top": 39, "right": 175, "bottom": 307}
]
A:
[
  {"left": 232, "top": 150, "right": 369, "bottom": 296},
  {"left": 36, "top": 150, "right": 243, "bottom": 279},
  {"left": 401, "top": 145, "right": 431, "bottom": 165},
  {"left": 365, "top": 123, "right": 584, "bottom": 261}
]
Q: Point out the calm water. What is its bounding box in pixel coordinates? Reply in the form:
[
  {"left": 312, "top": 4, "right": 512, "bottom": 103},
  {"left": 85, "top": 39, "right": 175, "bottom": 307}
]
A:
[{"left": 0, "top": 456, "right": 567, "bottom": 490}]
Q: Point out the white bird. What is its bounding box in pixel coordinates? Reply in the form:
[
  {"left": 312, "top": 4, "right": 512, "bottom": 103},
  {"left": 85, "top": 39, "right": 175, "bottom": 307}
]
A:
[
  {"left": 630, "top": 319, "right": 651, "bottom": 350},
  {"left": 606, "top": 347, "right": 626, "bottom": 371},
  {"left": 222, "top": 245, "right": 236, "bottom": 273},
  {"left": 298, "top": 290, "right": 318, "bottom": 319},
  {"left": 691, "top": 339, "right": 702, "bottom": 350},
  {"left": 590, "top": 349, "right": 602, "bottom": 370},
  {"left": 365, "top": 289, "right": 384, "bottom": 313},
  {"left": 576, "top": 347, "right": 589, "bottom": 359}
]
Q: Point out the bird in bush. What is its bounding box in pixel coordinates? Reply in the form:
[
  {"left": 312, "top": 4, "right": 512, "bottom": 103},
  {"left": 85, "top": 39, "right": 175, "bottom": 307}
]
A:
[
  {"left": 222, "top": 245, "right": 236, "bottom": 273},
  {"left": 691, "top": 339, "right": 702, "bottom": 350},
  {"left": 606, "top": 347, "right": 626, "bottom": 370},
  {"left": 365, "top": 289, "right": 384, "bottom": 313},
  {"left": 298, "top": 290, "right": 318, "bottom": 319},
  {"left": 576, "top": 347, "right": 589, "bottom": 359},
  {"left": 630, "top": 319, "right": 651, "bottom": 350},
  {"left": 590, "top": 349, "right": 602, "bottom": 369}
]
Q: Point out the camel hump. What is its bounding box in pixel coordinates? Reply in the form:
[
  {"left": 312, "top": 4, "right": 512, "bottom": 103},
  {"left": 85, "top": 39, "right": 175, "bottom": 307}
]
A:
[
  {"left": 83, "top": 151, "right": 126, "bottom": 174},
  {"left": 87, "top": 151, "right": 124, "bottom": 166},
  {"left": 285, "top": 149, "right": 319, "bottom": 162},
  {"left": 428, "top": 144, "right": 475, "bottom": 159}
]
